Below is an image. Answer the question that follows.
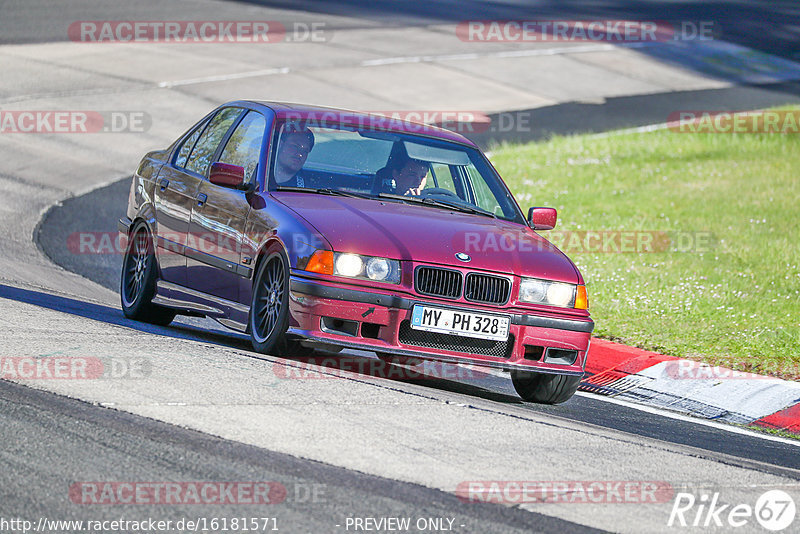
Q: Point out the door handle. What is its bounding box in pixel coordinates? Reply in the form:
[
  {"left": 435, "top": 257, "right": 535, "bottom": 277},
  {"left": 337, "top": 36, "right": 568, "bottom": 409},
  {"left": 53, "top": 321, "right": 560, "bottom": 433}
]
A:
[
  {"left": 159, "top": 178, "right": 169, "bottom": 191},
  {"left": 196, "top": 193, "right": 208, "bottom": 207}
]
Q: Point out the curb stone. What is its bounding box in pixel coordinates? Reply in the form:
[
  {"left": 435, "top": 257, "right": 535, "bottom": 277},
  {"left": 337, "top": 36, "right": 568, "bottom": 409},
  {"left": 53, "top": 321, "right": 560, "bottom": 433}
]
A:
[{"left": 582, "top": 338, "right": 800, "bottom": 436}]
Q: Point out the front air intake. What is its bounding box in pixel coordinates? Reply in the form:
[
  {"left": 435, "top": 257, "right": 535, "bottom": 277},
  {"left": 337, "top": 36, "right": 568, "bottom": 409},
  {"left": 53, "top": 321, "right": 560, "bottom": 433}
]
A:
[
  {"left": 464, "top": 273, "right": 511, "bottom": 305},
  {"left": 415, "top": 267, "right": 462, "bottom": 299}
]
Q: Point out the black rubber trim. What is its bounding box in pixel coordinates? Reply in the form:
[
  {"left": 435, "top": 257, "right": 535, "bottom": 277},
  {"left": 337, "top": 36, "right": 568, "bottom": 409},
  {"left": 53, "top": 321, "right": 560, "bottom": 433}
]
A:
[
  {"left": 155, "top": 235, "right": 184, "bottom": 255},
  {"left": 185, "top": 247, "right": 252, "bottom": 278},
  {"left": 118, "top": 217, "right": 132, "bottom": 234},
  {"left": 287, "top": 328, "right": 586, "bottom": 376},
  {"left": 290, "top": 278, "right": 594, "bottom": 334},
  {"left": 512, "top": 314, "right": 595, "bottom": 333},
  {"left": 236, "top": 265, "right": 253, "bottom": 278},
  {"left": 290, "top": 279, "right": 414, "bottom": 309}
]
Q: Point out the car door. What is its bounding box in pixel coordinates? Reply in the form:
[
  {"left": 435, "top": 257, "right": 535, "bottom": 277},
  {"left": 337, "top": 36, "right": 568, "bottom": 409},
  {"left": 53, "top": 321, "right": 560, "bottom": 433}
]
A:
[
  {"left": 185, "top": 110, "right": 266, "bottom": 301},
  {"left": 152, "top": 118, "right": 208, "bottom": 286},
  {"left": 154, "top": 107, "right": 243, "bottom": 286}
]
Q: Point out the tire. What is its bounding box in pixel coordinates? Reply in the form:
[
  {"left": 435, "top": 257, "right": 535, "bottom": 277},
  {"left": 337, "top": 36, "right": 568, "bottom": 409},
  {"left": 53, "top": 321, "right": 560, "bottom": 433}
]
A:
[
  {"left": 120, "top": 222, "right": 176, "bottom": 326},
  {"left": 250, "top": 249, "right": 309, "bottom": 356},
  {"left": 510, "top": 371, "right": 582, "bottom": 404}
]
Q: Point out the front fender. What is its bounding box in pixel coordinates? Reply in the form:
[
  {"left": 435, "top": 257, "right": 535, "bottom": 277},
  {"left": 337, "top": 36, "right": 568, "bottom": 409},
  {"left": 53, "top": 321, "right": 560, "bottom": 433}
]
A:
[{"left": 244, "top": 192, "right": 333, "bottom": 272}]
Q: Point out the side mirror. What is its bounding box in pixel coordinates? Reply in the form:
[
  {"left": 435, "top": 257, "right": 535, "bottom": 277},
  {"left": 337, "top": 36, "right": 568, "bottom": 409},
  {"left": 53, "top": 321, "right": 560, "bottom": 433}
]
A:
[
  {"left": 528, "top": 207, "right": 557, "bottom": 230},
  {"left": 209, "top": 162, "right": 248, "bottom": 190}
]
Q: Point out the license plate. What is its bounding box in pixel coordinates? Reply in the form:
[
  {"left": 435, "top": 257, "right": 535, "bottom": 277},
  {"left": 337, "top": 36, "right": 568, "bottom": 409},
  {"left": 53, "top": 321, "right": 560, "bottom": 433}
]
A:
[{"left": 410, "top": 305, "right": 510, "bottom": 342}]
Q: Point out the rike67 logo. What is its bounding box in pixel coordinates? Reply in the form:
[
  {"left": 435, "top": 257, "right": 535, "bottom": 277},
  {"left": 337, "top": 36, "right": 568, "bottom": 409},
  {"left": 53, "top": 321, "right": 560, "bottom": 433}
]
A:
[{"left": 668, "top": 490, "right": 796, "bottom": 531}]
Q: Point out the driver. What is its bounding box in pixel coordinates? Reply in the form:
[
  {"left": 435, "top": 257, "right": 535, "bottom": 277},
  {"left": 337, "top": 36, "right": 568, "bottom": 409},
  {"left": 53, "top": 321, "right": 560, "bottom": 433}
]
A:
[
  {"left": 389, "top": 154, "right": 428, "bottom": 196},
  {"left": 274, "top": 126, "right": 315, "bottom": 187}
]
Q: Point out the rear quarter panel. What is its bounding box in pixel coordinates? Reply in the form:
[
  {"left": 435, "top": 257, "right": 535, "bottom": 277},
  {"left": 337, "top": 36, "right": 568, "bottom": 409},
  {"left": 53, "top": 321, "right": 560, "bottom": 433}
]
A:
[{"left": 127, "top": 149, "right": 169, "bottom": 228}]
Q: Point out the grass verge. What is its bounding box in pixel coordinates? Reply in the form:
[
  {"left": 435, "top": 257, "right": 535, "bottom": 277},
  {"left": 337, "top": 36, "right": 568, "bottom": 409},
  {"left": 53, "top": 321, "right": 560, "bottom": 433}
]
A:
[{"left": 491, "top": 109, "right": 800, "bottom": 380}]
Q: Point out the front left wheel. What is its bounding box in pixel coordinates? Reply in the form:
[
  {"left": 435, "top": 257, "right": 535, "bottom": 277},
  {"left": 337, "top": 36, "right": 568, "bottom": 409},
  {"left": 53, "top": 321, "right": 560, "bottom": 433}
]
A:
[
  {"left": 120, "top": 222, "right": 176, "bottom": 326},
  {"left": 250, "top": 251, "right": 291, "bottom": 354},
  {"left": 248, "top": 250, "right": 331, "bottom": 357}
]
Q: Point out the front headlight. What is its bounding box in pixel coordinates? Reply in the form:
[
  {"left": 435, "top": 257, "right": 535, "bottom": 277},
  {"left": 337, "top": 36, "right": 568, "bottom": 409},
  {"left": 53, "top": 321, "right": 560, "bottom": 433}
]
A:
[
  {"left": 519, "top": 277, "right": 587, "bottom": 308},
  {"left": 333, "top": 253, "right": 400, "bottom": 284}
]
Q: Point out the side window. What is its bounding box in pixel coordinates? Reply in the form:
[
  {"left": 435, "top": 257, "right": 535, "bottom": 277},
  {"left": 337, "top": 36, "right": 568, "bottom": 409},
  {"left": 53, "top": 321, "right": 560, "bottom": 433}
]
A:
[
  {"left": 429, "top": 163, "right": 456, "bottom": 191},
  {"left": 185, "top": 107, "right": 243, "bottom": 177},
  {"left": 428, "top": 163, "right": 469, "bottom": 200},
  {"left": 467, "top": 165, "right": 504, "bottom": 216},
  {"left": 174, "top": 119, "right": 209, "bottom": 168},
  {"left": 219, "top": 111, "right": 266, "bottom": 183}
]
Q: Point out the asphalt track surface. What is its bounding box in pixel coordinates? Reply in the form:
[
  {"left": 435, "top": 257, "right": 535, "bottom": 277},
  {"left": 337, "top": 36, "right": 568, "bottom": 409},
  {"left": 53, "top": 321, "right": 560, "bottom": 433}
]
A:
[
  {"left": 3, "top": 0, "right": 800, "bottom": 63},
  {"left": 0, "top": 379, "right": 601, "bottom": 533},
  {"left": 5, "top": 1, "right": 800, "bottom": 533}
]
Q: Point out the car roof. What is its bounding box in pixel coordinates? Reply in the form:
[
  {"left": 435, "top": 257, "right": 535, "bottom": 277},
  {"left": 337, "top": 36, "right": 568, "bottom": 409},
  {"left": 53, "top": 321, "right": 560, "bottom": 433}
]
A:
[{"left": 239, "top": 100, "right": 478, "bottom": 147}]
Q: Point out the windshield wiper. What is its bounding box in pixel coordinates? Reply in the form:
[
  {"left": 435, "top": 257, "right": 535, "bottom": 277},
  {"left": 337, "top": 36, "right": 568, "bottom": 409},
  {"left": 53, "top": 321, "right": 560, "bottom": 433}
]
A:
[
  {"left": 378, "top": 193, "right": 497, "bottom": 218},
  {"left": 316, "top": 188, "right": 374, "bottom": 200},
  {"left": 276, "top": 186, "right": 374, "bottom": 200},
  {"left": 377, "top": 192, "right": 427, "bottom": 204},
  {"left": 422, "top": 197, "right": 498, "bottom": 219},
  {"left": 279, "top": 188, "right": 498, "bottom": 218},
  {"left": 275, "top": 186, "right": 308, "bottom": 192}
]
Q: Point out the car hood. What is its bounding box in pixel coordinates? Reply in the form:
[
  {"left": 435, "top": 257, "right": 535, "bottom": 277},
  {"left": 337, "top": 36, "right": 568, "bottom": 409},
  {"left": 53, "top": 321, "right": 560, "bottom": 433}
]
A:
[{"left": 272, "top": 193, "right": 580, "bottom": 284}]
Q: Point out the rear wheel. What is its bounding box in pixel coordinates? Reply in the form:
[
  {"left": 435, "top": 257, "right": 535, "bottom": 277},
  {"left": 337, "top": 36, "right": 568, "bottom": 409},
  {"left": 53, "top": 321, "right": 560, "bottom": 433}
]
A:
[
  {"left": 120, "top": 222, "right": 176, "bottom": 326},
  {"left": 510, "top": 371, "right": 581, "bottom": 404}
]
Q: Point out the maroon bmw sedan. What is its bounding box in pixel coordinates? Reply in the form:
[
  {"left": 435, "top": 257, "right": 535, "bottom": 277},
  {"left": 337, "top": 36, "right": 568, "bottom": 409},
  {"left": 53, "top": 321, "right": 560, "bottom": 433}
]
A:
[{"left": 119, "top": 101, "right": 593, "bottom": 403}]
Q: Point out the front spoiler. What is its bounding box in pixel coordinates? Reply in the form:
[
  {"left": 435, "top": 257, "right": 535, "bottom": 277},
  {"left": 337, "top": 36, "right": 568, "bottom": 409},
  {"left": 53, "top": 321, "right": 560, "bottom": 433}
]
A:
[{"left": 287, "top": 328, "right": 586, "bottom": 377}]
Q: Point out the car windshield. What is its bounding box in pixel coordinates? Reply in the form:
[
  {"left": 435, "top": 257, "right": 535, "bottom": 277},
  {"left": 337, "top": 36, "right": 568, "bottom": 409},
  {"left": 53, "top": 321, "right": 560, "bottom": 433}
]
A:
[{"left": 269, "top": 120, "right": 524, "bottom": 223}]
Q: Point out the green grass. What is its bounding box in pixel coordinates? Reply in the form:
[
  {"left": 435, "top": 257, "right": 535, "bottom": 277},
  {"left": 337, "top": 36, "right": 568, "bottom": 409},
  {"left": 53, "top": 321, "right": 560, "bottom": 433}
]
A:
[
  {"left": 740, "top": 424, "right": 800, "bottom": 441},
  {"left": 490, "top": 112, "right": 800, "bottom": 380}
]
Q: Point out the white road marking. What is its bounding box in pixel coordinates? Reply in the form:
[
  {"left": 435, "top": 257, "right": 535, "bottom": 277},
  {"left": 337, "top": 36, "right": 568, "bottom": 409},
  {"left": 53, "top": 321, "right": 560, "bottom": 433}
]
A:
[
  {"left": 368, "top": 358, "right": 799, "bottom": 446},
  {"left": 576, "top": 391, "right": 800, "bottom": 447},
  {"left": 157, "top": 67, "right": 290, "bottom": 88},
  {"left": 156, "top": 43, "right": 634, "bottom": 87},
  {"left": 359, "top": 43, "right": 629, "bottom": 67}
]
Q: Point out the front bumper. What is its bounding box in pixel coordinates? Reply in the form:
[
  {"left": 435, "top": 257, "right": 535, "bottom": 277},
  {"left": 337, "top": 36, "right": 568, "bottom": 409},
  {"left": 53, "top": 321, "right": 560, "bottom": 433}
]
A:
[{"left": 287, "top": 276, "right": 593, "bottom": 376}]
